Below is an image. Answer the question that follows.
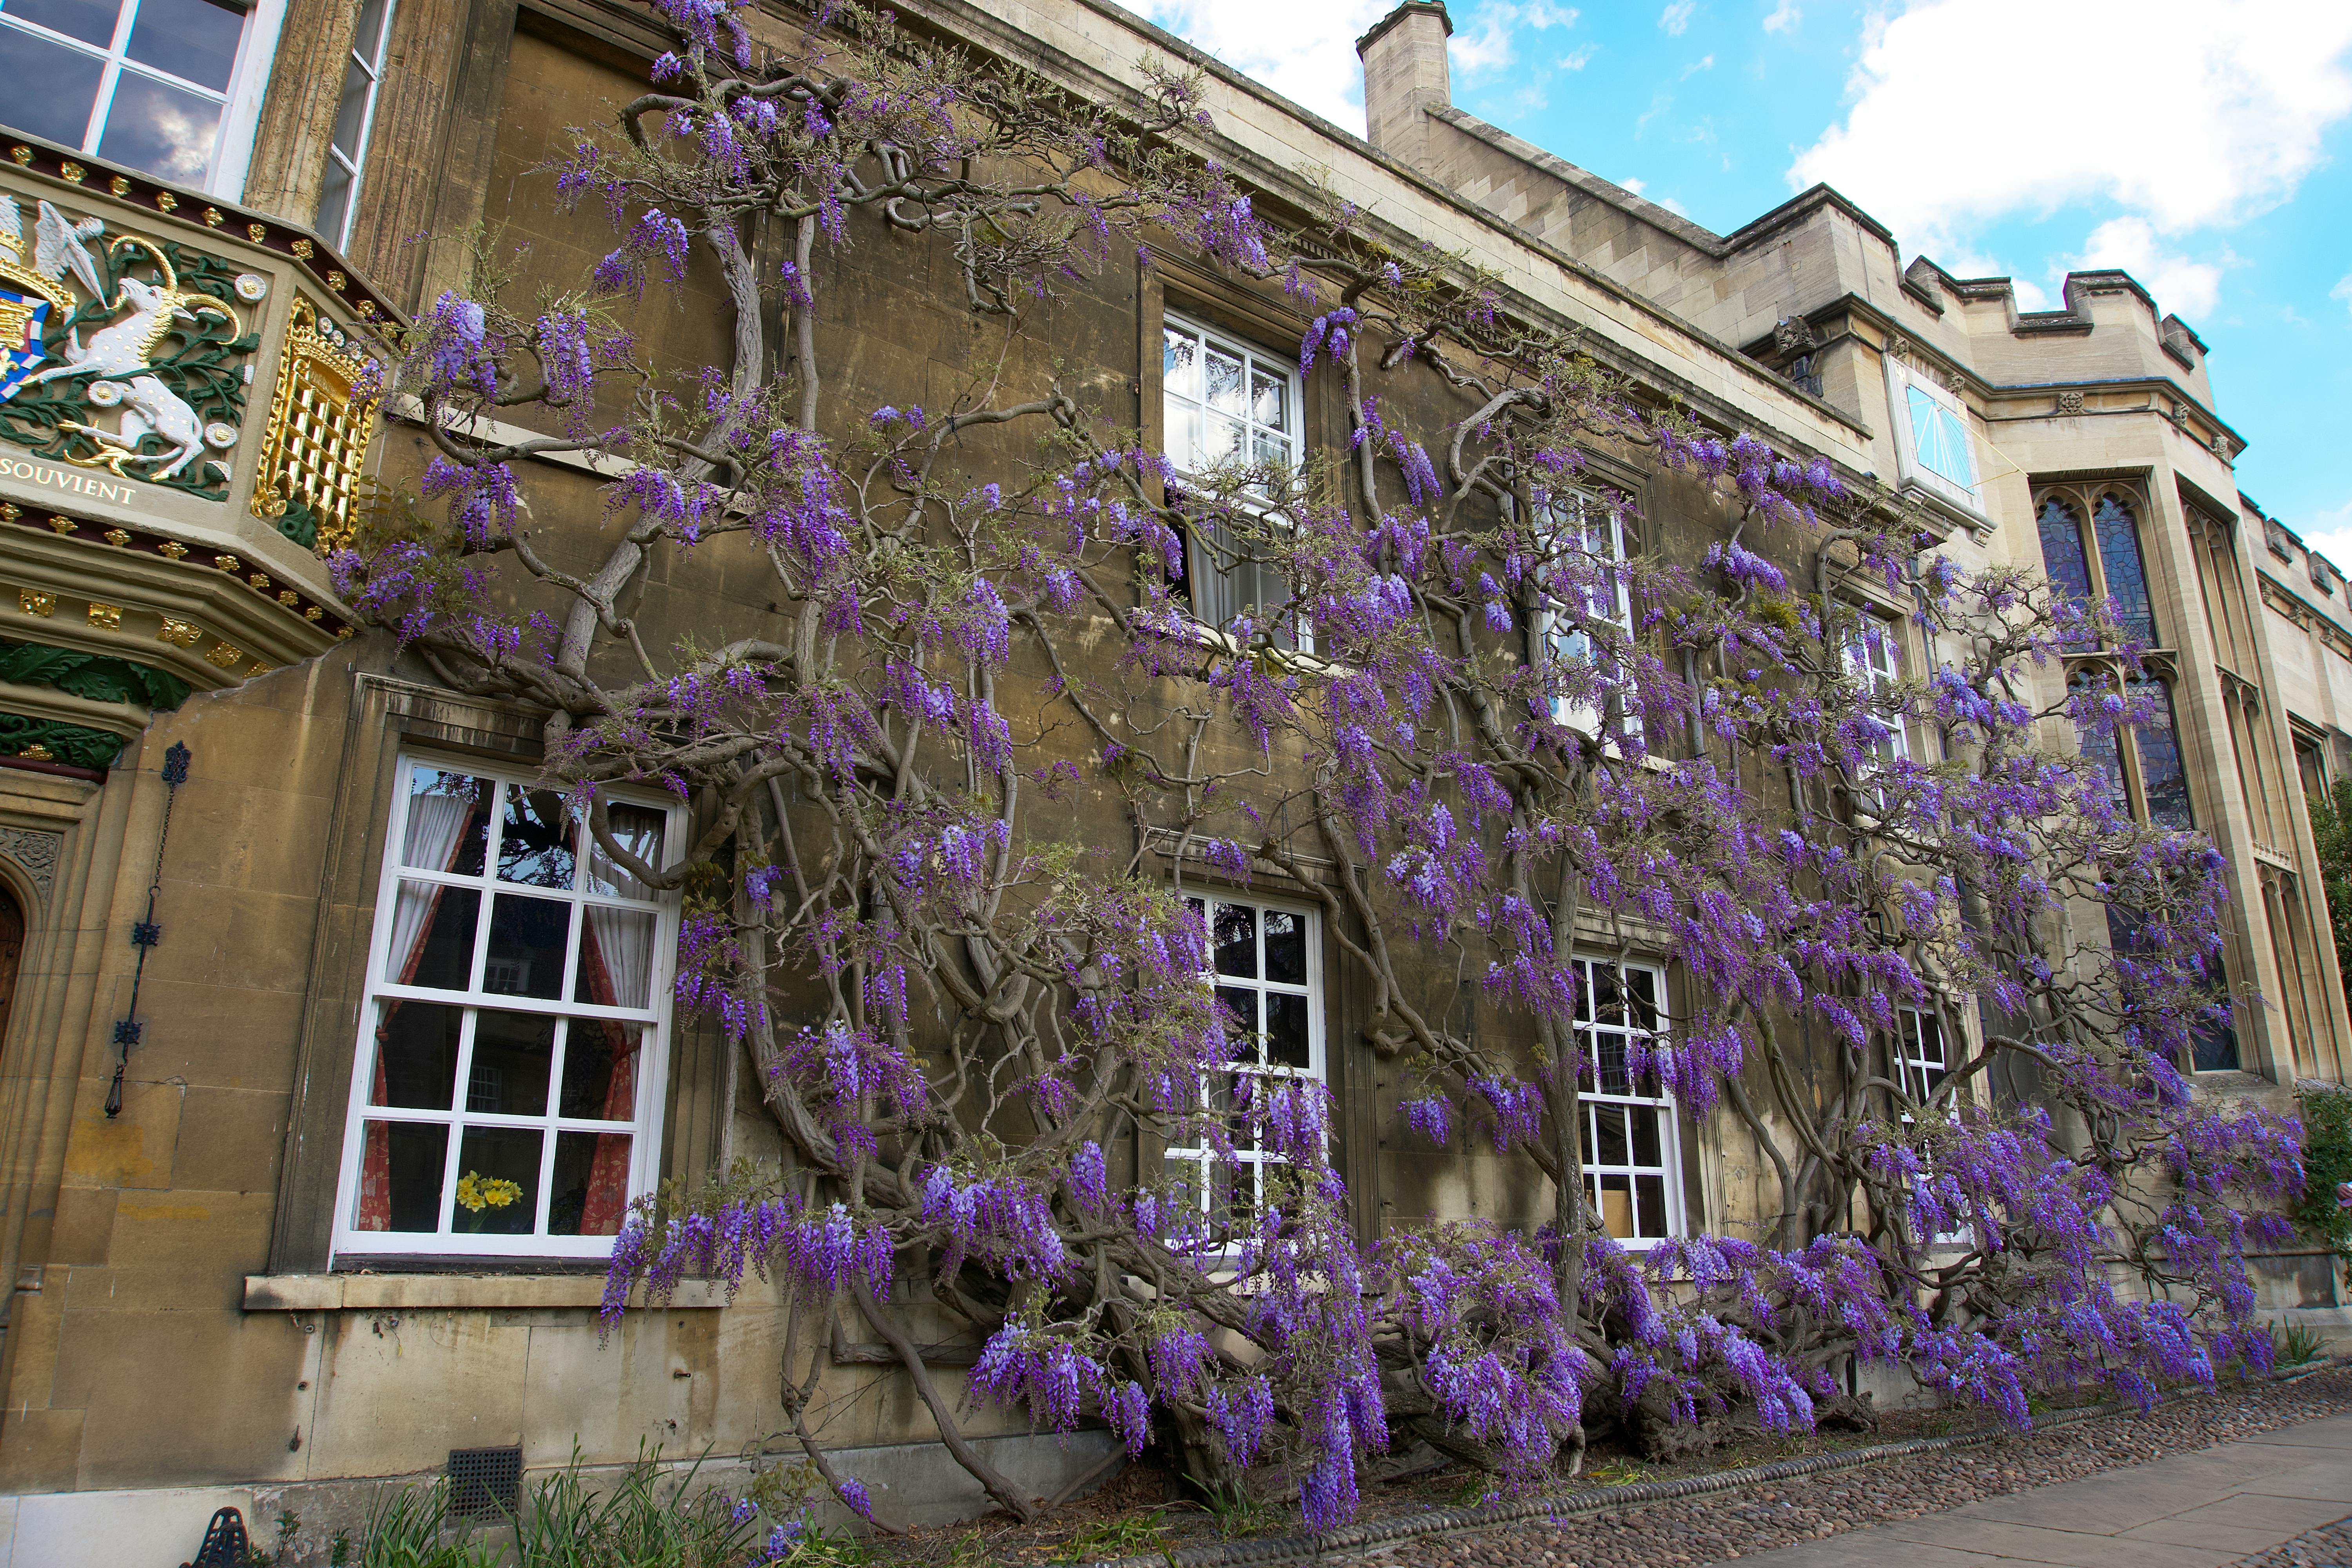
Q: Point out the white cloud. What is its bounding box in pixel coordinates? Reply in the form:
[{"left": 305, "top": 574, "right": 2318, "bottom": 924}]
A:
[
  {"left": 1682, "top": 53, "right": 1716, "bottom": 78},
  {"left": 1437, "top": 0, "right": 1581, "bottom": 82},
  {"left": 2010, "top": 278, "right": 2051, "bottom": 312},
  {"left": 1138, "top": 0, "right": 1392, "bottom": 127},
  {"left": 2070, "top": 217, "right": 2225, "bottom": 321},
  {"left": 1763, "top": 0, "right": 1800, "bottom": 31},
  {"left": 2301, "top": 499, "right": 2352, "bottom": 569},
  {"left": 1660, "top": 0, "right": 1697, "bottom": 35},
  {"left": 1621, "top": 176, "right": 1648, "bottom": 195},
  {"left": 2334, "top": 273, "right": 2352, "bottom": 321},
  {"left": 1790, "top": 0, "right": 2352, "bottom": 283},
  {"left": 1558, "top": 43, "right": 1597, "bottom": 69}
]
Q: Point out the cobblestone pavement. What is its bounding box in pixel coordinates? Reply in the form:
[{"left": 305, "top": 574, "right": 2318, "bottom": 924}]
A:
[
  {"left": 1334, "top": 1374, "right": 2352, "bottom": 1568},
  {"left": 2234, "top": 1516, "right": 2352, "bottom": 1567}
]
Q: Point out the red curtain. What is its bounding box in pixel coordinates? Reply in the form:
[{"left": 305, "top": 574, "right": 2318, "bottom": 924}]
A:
[{"left": 575, "top": 926, "right": 639, "bottom": 1236}]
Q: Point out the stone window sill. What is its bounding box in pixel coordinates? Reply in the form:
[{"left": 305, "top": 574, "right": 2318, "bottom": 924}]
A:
[{"left": 243, "top": 1274, "right": 732, "bottom": 1311}]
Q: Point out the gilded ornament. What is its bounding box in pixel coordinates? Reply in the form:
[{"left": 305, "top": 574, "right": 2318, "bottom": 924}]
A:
[
  {"left": 246, "top": 572, "right": 270, "bottom": 590},
  {"left": 303, "top": 606, "right": 322, "bottom": 621},
  {"left": 155, "top": 541, "right": 186, "bottom": 560},
  {"left": 232, "top": 272, "right": 267, "bottom": 302},
  {"left": 16, "top": 744, "right": 52, "bottom": 762},
  {"left": 356, "top": 301, "right": 376, "bottom": 320},
  {"left": 213, "top": 554, "right": 239, "bottom": 572},
  {"left": 203, "top": 641, "right": 244, "bottom": 669},
  {"left": 0, "top": 504, "right": 15, "bottom": 522},
  {"left": 18, "top": 591, "right": 52, "bottom": 617},
  {"left": 252, "top": 295, "right": 379, "bottom": 554},
  {"left": 59, "top": 163, "right": 83, "bottom": 184},
  {"left": 154, "top": 192, "right": 176, "bottom": 213},
  {"left": 334, "top": 625, "right": 354, "bottom": 640},
  {"left": 290, "top": 239, "right": 313, "bottom": 260},
  {"left": 202, "top": 208, "right": 223, "bottom": 228},
  {"left": 276, "top": 590, "right": 298, "bottom": 607},
  {"left": 46, "top": 517, "right": 73, "bottom": 534},
  {"left": 156, "top": 618, "right": 200, "bottom": 647},
  {"left": 245, "top": 662, "right": 270, "bottom": 677},
  {"left": 108, "top": 177, "right": 129, "bottom": 197},
  {"left": 8, "top": 148, "right": 29, "bottom": 165},
  {"left": 327, "top": 271, "right": 347, "bottom": 290},
  {"left": 86, "top": 602, "right": 121, "bottom": 629},
  {"left": 103, "top": 528, "right": 129, "bottom": 547},
  {"left": 247, "top": 223, "right": 266, "bottom": 243}
]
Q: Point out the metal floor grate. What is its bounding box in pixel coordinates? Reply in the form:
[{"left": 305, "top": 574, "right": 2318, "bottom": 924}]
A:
[{"left": 447, "top": 1445, "right": 523, "bottom": 1519}]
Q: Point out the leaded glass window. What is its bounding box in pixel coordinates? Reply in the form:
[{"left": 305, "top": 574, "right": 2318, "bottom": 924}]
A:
[
  {"left": 2038, "top": 498, "right": 2097, "bottom": 648},
  {"left": 2091, "top": 494, "right": 2157, "bottom": 646},
  {"left": 2129, "top": 675, "right": 2193, "bottom": 831}
]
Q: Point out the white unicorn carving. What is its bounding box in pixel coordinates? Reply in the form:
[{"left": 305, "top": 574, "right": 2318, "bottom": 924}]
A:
[{"left": 22, "top": 274, "right": 196, "bottom": 388}]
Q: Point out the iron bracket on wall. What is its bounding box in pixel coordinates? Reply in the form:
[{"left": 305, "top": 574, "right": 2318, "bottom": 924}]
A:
[{"left": 104, "top": 739, "right": 188, "bottom": 1119}]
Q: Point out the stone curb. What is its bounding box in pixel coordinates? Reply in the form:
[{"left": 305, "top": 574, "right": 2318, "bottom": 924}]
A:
[{"left": 1082, "top": 1361, "right": 2344, "bottom": 1568}]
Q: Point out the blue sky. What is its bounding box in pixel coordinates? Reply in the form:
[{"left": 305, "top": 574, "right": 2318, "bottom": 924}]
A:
[{"left": 1138, "top": 0, "right": 2352, "bottom": 554}]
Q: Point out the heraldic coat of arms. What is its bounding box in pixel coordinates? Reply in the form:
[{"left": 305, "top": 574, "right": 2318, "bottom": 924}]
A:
[{"left": 0, "top": 194, "right": 259, "bottom": 501}]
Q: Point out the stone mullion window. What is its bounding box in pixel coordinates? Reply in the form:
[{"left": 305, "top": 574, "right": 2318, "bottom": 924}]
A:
[{"left": 331, "top": 756, "right": 681, "bottom": 1259}]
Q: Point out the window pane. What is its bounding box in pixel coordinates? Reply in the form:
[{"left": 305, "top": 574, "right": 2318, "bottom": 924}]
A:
[
  {"left": 1250, "top": 369, "right": 1286, "bottom": 432},
  {"left": 1212, "top": 904, "right": 1256, "bottom": 977},
  {"left": 404, "top": 768, "right": 490, "bottom": 874},
  {"left": 497, "top": 785, "right": 577, "bottom": 889},
  {"left": 1251, "top": 428, "right": 1289, "bottom": 475},
  {"left": 371, "top": 1000, "right": 461, "bottom": 1109},
  {"left": 387, "top": 882, "right": 479, "bottom": 991},
  {"left": 484, "top": 892, "right": 569, "bottom": 999},
  {"left": 328, "top": 57, "right": 369, "bottom": 154},
  {"left": 1635, "top": 1174, "right": 1668, "bottom": 1238},
  {"left": 468, "top": 1010, "right": 554, "bottom": 1116},
  {"left": 1263, "top": 909, "right": 1305, "bottom": 984},
  {"left": 573, "top": 906, "right": 655, "bottom": 1008},
  {"left": 1165, "top": 405, "right": 1200, "bottom": 472},
  {"left": 2131, "top": 678, "right": 2193, "bottom": 831},
  {"left": 1631, "top": 1105, "right": 1661, "bottom": 1166},
  {"left": 1265, "top": 992, "right": 1309, "bottom": 1069},
  {"left": 1598, "top": 1174, "right": 1633, "bottom": 1239},
  {"left": 1593, "top": 1104, "right": 1628, "bottom": 1164},
  {"left": 350, "top": 0, "right": 387, "bottom": 56},
  {"left": 356, "top": 1121, "right": 446, "bottom": 1232},
  {"left": 1203, "top": 350, "right": 1243, "bottom": 414},
  {"left": 0, "top": 24, "right": 105, "bottom": 145},
  {"left": 123, "top": 0, "right": 241, "bottom": 90},
  {"left": 548, "top": 1130, "right": 630, "bottom": 1236},
  {"left": 96, "top": 70, "right": 222, "bottom": 185},
  {"left": 1215, "top": 985, "right": 1256, "bottom": 1062},
  {"left": 1216, "top": 1075, "right": 1251, "bottom": 1154},
  {"left": 453, "top": 1128, "right": 541, "bottom": 1236},
  {"left": 3, "top": 0, "right": 118, "bottom": 47},
  {"left": 1587, "top": 1030, "right": 1629, "bottom": 1094},
  {"left": 1625, "top": 966, "right": 1659, "bottom": 1031},
  {"left": 1200, "top": 413, "right": 1243, "bottom": 468},
  {"left": 1163, "top": 328, "right": 1198, "bottom": 400},
  {"left": 559, "top": 1020, "right": 640, "bottom": 1119},
  {"left": 584, "top": 801, "right": 666, "bottom": 898},
  {"left": 315, "top": 157, "right": 355, "bottom": 247},
  {"left": 2037, "top": 499, "right": 2096, "bottom": 649},
  {"left": 2092, "top": 494, "right": 2157, "bottom": 646}
]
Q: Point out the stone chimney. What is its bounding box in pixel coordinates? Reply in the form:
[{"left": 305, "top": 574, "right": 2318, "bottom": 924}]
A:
[{"left": 1357, "top": 1, "right": 1452, "bottom": 171}]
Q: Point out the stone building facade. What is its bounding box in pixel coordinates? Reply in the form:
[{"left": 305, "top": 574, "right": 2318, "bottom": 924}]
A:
[{"left": 0, "top": 0, "right": 2339, "bottom": 1561}]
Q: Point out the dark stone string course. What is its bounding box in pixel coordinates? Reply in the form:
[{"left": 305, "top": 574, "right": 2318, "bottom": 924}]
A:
[{"left": 1083, "top": 1368, "right": 2352, "bottom": 1568}]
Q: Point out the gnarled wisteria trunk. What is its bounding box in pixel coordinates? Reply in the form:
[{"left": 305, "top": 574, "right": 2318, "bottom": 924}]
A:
[{"left": 334, "top": 0, "right": 2302, "bottom": 1539}]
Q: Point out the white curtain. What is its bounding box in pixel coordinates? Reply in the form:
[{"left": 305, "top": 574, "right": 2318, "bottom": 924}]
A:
[
  {"left": 593, "top": 807, "right": 665, "bottom": 898},
  {"left": 584, "top": 906, "right": 654, "bottom": 1009},
  {"left": 387, "top": 791, "right": 475, "bottom": 983}
]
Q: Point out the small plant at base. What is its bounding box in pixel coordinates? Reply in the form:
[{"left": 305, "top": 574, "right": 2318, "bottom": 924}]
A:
[
  {"left": 1585, "top": 1459, "right": 1652, "bottom": 1488},
  {"left": 2279, "top": 1322, "right": 2328, "bottom": 1367},
  {"left": 1197, "top": 1481, "right": 1279, "bottom": 1539},
  {"left": 1053, "top": 1511, "right": 1170, "bottom": 1563}
]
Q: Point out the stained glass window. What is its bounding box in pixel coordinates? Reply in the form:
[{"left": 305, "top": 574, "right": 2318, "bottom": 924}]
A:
[
  {"left": 2068, "top": 671, "right": 2128, "bottom": 812},
  {"left": 2092, "top": 494, "right": 2157, "bottom": 647},
  {"left": 2038, "top": 499, "right": 2097, "bottom": 650},
  {"left": 2129, "top": 676, "right": 2193, "bottom": 831}
]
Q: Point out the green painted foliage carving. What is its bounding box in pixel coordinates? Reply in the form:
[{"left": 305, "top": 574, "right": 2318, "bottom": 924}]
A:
[
  {"left": 0, "top": 716, "right": 123, "bottom": 769},
  {"left": 0, "top": 639, "right": 190, "bottom": 710}
]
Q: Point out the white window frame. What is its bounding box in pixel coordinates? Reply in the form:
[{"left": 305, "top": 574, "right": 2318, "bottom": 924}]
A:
[
  {"left": 1890, "top": 1004, "right": 1970, "bottom": 1246},
  {"left": 330, "top": 756, "right": 682, "bottom": 1260},
  {"left": 1573, "top": 955, "right": 1683, "bottom": 1250},
  {"left": 0, "top": 0, "right": 286, "bottom": 199},
  {"left": 1540, "top": 491, "right": 1639, "bottom": 742},
  {"left": 1884, "top": 358, "right": 1984, "bottom": 521},
  {"left": 312, "top": 0, "right": 393, "bottom": 247},
  {"left": 1844, "top": 611, "right": 1911, "bottom": 788},
  {"left": 1164, "top": 892, "right": 1325, "bottom": 1232},
  {"left": 1161, "top": 310, "right": 1311, "bottom": 652}
]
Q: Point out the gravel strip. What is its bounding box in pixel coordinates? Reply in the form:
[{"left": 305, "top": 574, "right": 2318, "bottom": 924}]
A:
[
  {"left": 1312, "top": 1369, "right": 2352, "bottom": 1568},
  {"left": 2235, "top": 1517, "right": 2352, "bottom": 1568}
]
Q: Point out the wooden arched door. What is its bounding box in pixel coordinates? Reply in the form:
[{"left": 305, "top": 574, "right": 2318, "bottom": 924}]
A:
[{"left": 0, "top": 886, "right": 23, "bottom": 1055}]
